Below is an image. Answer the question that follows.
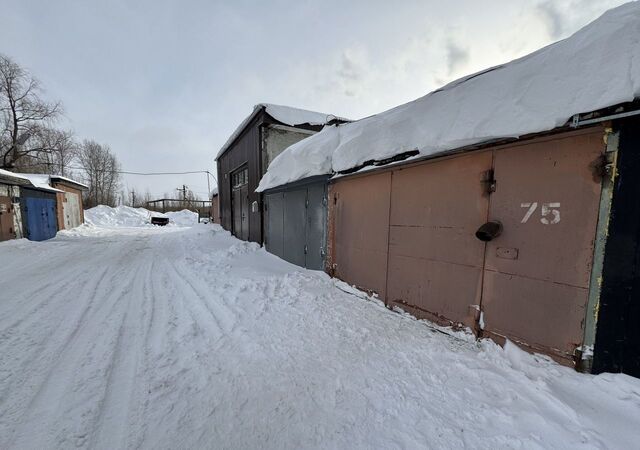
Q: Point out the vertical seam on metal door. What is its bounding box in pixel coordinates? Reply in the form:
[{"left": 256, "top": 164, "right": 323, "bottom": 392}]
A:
[
  {"left": 384, "top": 171, "right": 394, "bottom": 304},
  {"left": 477, "top": 150, "right": 495, "bottom": 335}
]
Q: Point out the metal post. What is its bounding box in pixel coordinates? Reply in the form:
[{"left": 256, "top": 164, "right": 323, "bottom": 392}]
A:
[{"left": 580, "top": 128, "right": 619, "bottom": 372}]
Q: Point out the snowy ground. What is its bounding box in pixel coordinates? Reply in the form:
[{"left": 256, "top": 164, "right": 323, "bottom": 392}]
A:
[{"left": 1, "top": 214, "right": 640, "bottom": 449}]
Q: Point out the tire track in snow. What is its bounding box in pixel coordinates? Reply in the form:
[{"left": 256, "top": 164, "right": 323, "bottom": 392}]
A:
[
  {"left": 0, "top": 265, "right": 111, "bottom": 447},
  {"left": 4, "top": 237, "right": 149, "bottom": 449},
  {"left": 159, "top": 259, "right": 227, "bottom": 344},
  {"left": 91, "top": 253, "right": 158, "bottom": 449},
  {"left": 170, "top": 258, "right": 238, "bottom": 335}
]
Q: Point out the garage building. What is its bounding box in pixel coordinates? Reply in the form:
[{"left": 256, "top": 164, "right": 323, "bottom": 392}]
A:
[
  {"left": 215, "top": 103, "right": 348, "bottom": 243},
  {"left": 257, "top": 4, "right": 640, "bottom": 376}
]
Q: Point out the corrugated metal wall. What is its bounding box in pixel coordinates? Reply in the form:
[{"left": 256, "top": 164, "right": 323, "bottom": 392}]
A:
[
  {"left": 328, "top": 126, "right": 606, "bottom": 364},
  {"left": 217, "top": 114, "right": 263, "bottom": 243},
  {"left": 216, "top": 111, "right": 326, "bottom": 245}
]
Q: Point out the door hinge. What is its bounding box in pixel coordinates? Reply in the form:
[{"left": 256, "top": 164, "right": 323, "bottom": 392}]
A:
[
  {"left": 304, "top": 245, "right": 308, "bottom": 254},
  {"left": 481, "top": 169, "right": 496, "bottom": 194}
]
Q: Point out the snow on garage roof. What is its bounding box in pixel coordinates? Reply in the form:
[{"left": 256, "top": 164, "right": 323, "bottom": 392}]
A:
[
  {"left": 49, "top": 175, "right": 89, "bottom": 189},
  {"left": 12, "top": 173, "right": 64, "bottom": 193},
  {"left": 257, "top": 2, "right": 640, "bottom": 191},
  {"left": 0, "top": 168, "right": 34, "bottom": 186},
  {"left": 8, "top": 172, "right": 88, "bottom": 193},
  {"left": 215, "top": 103, "right": 349, "bottom": 160}
]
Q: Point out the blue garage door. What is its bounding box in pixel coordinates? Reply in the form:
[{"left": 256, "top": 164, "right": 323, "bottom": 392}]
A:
[{"left": 24, "top": 196, "right": 57, "bottom": 241}]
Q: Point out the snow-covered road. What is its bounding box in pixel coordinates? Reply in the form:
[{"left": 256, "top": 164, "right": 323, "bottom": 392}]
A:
[{"left": 1, "top": 223, "right": 639, "bottom": 449}]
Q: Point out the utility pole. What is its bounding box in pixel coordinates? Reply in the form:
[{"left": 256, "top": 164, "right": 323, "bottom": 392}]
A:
[
  {"left": 130, "top": 190, "right": 136, "bottom": 207},
  {"left": 177, "top": 185, "right": 187, "bottom": 201},
  {"left": 176, "top": 185, "right": 188, "bottom": 207}
]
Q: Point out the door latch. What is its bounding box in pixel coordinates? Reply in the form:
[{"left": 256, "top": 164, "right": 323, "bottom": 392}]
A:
[{"left": 481, "top": 169, "right": 496, "bottom": 194}]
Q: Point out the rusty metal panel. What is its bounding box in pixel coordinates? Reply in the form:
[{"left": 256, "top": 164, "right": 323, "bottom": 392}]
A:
[
  {"left": 0, "top": 196, "right": 17, "bottom": 242},
  {"left": 386, "top": 151, "right": 492, "bottom": 327},
  {"left": 482, "top": 128, "right": 605, "bottom": 360},
  {"left": 331, "top": 172, "right": 391, "bottom": 299},
  {"left": 55, "top": 192, "right": 65, "bottom": 230},
  {"left": 210, "top": 196, "right": 220, "bottom": 223},
  {"left": 51, "top": 183, "right": 85, "bottom": 229}
]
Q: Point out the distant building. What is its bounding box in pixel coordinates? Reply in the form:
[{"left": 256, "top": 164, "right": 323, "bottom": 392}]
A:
[
  {"left": 18, "top": 174, "right": 88, "bottom": 232},
  {"left": 0, "top": 170, "right": 87, "bottom": 242},
  {"left": 0, "top": 169, "right": 29, "bottom": 242},
  {"left": 215, "top": 103, "right": 348, "bottom": 243}
]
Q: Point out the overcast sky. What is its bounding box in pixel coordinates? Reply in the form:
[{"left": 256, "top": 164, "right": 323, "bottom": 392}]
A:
[{"left": 0, "top": 0, "right": 629, "bottom": 199}]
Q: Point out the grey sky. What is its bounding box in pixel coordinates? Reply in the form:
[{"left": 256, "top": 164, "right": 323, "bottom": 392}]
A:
[{"left": 0, "top": 0, "right": 628, "bottom": 199}]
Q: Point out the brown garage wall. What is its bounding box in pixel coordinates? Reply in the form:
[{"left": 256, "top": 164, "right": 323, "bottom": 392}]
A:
[
  {"left": 211, "top": 195, "right": 220, "bottom": 223},
  {"left": 51, "top": 183, "right": 85, "bottom": 230},
  {"left": 387, "top": 151, "right": 492, "bottom": 329},
  {"left": 328, "top": 172, "right": 391, "bottom": 300},
  {"left": 326, "top": 126, "right": 606, "bottom": 365},
  {"left": 480, "top": 128, "right": 605, "bottom": 362}
]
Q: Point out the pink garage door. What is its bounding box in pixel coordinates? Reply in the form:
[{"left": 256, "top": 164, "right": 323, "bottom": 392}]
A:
[
  {"left": 386, "top": 151, "right": 492, "bottom": 329},
  {"left": 328, "top": 127, "right": 605, "bottom": 363},
  {"left": 330, "top": 172, "right": 391, "bottom": 300},
  {"left": 481, "top": 129, "right": 605, "bottom": 361}
]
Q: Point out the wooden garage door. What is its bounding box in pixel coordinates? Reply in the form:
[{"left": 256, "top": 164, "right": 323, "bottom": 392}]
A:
[{"left": 481, "top": 129, "right": 605, "bottom": 360}]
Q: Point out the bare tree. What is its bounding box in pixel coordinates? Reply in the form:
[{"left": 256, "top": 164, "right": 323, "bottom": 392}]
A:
[
  {"left": 77, "top": 139, "right": 121, "bottom": 208},
  {"left": 16, "top": 128, "right": 78, "bottom": 175},
  {"left": 0, "top": 54, "right": 62, "bottom": 169}
]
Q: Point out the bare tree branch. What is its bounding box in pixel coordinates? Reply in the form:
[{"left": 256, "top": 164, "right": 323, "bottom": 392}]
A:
[{"left": 0, "top": 53, "right": 63, "bottom": 169}]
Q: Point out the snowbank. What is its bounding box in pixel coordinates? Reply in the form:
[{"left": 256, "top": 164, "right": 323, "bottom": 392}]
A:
[
  {"left": 165, "top": 209, "right": 199, "bottom": 226},
  {"left": 258, "top": 2, "right": 640, "bottom": 191},
  {"left": 85, "top": 205, "right": 198, "bottom": 228},
  {"left": 85, "top": 205, "right": 156, "bottom": 227},
  {"left": 2, "top": 224, "right": 640, "bottom": 448}
]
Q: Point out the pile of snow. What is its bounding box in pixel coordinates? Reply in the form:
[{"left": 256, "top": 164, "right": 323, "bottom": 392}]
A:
[
  {"left": 258, "top": 3, "right": 640, "bottom": 191},
  {"left": 85, "top": 205, "right": 156, "bottom": 227},
  {"left": 217, "top": 103, "right": 349, "bottom": 159},
  {"left": 85, "top": 206, "right": 199, "bottom": 228},
  {"left": 165, "top": 209, "right": 199, "bottom": 226}
]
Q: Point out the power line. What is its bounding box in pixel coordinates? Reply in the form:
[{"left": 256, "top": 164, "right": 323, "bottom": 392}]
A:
[{"left": 12, "top": 156, "right": 216, "bottom": 178}]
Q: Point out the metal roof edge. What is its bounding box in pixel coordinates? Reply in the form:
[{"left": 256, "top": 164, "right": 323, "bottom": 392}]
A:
[{"left": 259, "top": 174, "right": 331, "bottom": 194}]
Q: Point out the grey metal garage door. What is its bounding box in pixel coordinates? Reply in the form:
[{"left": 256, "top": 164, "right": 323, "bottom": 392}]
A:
[{"left": 264, "top": 180, "right": 327, "bottom": 270}]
